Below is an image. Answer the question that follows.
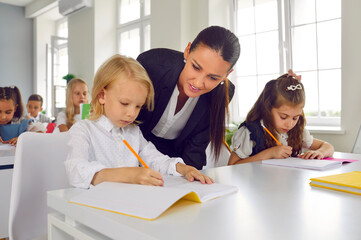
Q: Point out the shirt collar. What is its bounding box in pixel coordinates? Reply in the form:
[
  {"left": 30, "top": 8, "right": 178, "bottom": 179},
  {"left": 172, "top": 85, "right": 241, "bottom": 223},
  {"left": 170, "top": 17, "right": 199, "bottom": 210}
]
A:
[{"left": 96, "top": 115, "right": 118, "bottom": 133}]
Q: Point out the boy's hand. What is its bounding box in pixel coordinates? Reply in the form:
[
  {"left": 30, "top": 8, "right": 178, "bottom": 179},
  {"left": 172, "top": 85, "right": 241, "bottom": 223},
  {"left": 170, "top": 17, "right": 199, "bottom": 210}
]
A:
[
  {"left": 176, "top": 163, "right": 214, "bottom": 184},
  {"left": 91, "top": 167, "right": 164, "bottom": 186},
  {"left": 270, "top": 145, "right": 292, "bottom": 159},
  {"left": 130, "top": 168, "right": 164, "bottom": 186}
]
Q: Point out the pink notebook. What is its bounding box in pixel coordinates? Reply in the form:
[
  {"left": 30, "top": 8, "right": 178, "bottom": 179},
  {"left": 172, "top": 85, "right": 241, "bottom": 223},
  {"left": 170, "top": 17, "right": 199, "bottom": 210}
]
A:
[{"left": 323, "top": 157, "right": 358, "bottom": 163}]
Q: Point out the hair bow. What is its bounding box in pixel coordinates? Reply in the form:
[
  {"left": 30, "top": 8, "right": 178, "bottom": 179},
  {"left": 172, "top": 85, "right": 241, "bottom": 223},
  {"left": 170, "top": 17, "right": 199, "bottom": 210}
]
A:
[{"left": 287, "top": 69, "right": 302, "bottom": 82}]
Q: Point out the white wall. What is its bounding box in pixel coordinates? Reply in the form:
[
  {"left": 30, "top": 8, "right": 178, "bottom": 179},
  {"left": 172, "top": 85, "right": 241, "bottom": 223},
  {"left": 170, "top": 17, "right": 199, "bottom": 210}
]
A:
[
  {"left": 0, "top": 3, "right": 33, "bottom": 103},
  {"left": 68, "top": 0, "right": 117, "bottom": 91},
  {"left": 93, "top": 0, "right": 117, "bottom": 73},
  {"left": 151, "top": 0, "right": 182, "bottom": 50},
  {"left": 68, "top": 6, "right": 95, "bottom": 89},
  {"left": 151, "top": 0, "right": 231, "bottom": 51}
]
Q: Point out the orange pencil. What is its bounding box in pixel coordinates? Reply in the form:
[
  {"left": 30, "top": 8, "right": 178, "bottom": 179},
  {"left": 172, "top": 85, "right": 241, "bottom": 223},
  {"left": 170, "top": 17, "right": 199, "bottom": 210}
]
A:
[
  {"left": 118, "top": 133, "right": 149, "bottom": 168},
  {"left": 261, "top": 122, "right": 282, "bottom": 146}
]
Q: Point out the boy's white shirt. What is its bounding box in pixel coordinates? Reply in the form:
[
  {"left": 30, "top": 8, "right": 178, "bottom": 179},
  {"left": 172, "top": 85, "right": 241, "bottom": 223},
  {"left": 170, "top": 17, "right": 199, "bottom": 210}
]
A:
[{"left": 65, "top": 115, "right": 184, "bottom": 189}]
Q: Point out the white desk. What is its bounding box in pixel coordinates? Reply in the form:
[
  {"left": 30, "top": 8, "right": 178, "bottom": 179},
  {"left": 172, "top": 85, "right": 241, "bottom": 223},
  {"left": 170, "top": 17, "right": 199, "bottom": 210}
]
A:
[
  {"left": 47, "top": 152, "right": 361, "bottom": 240},
  {"left": 0, "top": 147, "right": 15, "bottom": 238}
]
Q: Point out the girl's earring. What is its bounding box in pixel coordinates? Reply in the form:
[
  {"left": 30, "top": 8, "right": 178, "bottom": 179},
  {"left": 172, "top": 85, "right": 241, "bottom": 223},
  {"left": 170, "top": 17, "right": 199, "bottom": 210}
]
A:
[
  {"left": 220, "top": 81, "right": 224, "bottom": 85},
  {"left": 183, "top": 59, "right": 186, "bottom": 63}
]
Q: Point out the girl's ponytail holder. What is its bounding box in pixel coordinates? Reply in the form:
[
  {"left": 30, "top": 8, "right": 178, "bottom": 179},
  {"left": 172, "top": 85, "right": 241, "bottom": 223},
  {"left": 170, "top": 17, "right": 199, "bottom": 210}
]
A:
[{"left": 287, "top": 69, "right": 302, "bottom": 82}]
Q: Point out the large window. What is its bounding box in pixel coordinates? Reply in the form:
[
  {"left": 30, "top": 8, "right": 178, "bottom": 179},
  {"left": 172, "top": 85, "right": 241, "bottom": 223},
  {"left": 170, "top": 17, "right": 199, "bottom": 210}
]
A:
[
  {"left": 117, "top": 0, "right": 151, "bottom": 58},
  {"left": 234, "top": 0, "right": 341, "bottom": 127}
]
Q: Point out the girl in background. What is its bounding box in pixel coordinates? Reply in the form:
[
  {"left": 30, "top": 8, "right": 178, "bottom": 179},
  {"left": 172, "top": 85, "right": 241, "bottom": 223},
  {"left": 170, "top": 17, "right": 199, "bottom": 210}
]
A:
[
  {"left": 0, "top": 86, "right": 44, "bottom": 146},
  {"left": 65, "top": 54, "right": 213, "bottom": 189},
  {"left": 228, "top": 71, "right": 334, "bottom": 165},
  {"left": 56, "top": 78, "right": 89, "bottom": 132}
]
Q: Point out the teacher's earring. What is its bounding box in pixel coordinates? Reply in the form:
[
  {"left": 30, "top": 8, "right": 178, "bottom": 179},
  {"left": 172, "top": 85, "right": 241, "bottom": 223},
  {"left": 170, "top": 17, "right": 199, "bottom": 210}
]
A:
[
  {"left": 183, "top": 59, "right": 186, "bottom": 63},
  {"left": 220, "top": 81, "right": 224, "bottom": 85}
]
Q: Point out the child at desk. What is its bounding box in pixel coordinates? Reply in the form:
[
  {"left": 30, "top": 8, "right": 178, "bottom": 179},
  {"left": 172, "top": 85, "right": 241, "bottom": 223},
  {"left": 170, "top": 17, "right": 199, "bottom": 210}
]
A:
[
  {"left": 0, "top": 86, "right": 44, "bottom": 146},
  {"left": 56, "top": 78, "right": 89, "bottom": 132},
  {"left": 65, "top": 54, "right": 213, "bottom": 189},
  {"left": 228, "top": 70, "right": 334, "bottom": 165},
  {"left": 26, "top": 94, "right": 52, "bottom": 123}
]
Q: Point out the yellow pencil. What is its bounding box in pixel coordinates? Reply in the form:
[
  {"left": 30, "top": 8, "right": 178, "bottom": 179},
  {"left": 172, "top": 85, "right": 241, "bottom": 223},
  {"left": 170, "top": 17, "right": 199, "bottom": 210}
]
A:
[
  {"left": 118, "top": 133, "right": 149, "bottom": 168},
  {"left": 261, "top": 123, "right": 282, "bottom": 146}
]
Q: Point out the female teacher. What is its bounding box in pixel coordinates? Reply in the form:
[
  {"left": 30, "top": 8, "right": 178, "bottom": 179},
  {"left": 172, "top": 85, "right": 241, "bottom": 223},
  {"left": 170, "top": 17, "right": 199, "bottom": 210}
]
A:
[{"left": 137, "top": 26, "right": 240, "bottom": 170}]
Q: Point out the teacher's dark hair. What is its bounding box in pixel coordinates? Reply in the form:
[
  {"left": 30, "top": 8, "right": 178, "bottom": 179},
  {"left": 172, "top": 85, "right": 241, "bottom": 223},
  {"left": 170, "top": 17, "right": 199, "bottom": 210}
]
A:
[
  {"left": 190, "top": 26, "right": 241, "bottom": 70},
  {"left": 190, "top": 26, "right": 240, "bottom": 161}
]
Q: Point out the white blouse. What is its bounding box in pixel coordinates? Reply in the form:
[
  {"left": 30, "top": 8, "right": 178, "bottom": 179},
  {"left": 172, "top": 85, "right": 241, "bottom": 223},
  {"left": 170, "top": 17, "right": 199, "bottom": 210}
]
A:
[
  {"left": 151, "top": 85, "right": 199, "bottom": 139},
  {"left": 65, "top": 115, "right": 183, "bottom": 189},
  {"left": 56, "top": 111, "right": 81, "bottom": 127},
  {"left": 231, "top": 121, "right": 314, "bottom": 159}
]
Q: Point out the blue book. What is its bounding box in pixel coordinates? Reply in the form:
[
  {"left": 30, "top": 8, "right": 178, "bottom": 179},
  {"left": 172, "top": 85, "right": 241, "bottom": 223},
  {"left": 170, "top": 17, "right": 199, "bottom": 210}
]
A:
[{"left": 0, "top": 119, "right": 30, "bottom": 141}]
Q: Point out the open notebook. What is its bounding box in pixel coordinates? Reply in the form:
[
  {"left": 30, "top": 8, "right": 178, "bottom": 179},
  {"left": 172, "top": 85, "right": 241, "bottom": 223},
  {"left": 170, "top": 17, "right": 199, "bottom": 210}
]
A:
[
  {"left": 262, "top": 157, "right": 342, "bottom": 170},
  {"left": 69, "top": 176, "right": 238, "bottom": 221}
]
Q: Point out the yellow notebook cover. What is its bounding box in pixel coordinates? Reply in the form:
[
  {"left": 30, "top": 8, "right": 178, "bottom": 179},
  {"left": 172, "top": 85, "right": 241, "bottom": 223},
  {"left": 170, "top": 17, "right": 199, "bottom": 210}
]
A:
[{"left": 310, "top": 171, "right": 361, "bottom": 196}]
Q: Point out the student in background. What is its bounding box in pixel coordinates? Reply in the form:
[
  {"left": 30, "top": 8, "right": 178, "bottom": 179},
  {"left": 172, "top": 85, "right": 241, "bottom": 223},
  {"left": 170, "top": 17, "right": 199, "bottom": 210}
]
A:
[
  {"left": 0, "top": 86, "right": 44, "bottom": 146},
  {"left": 65, "top": 55, "right": 213, "bottom": 189},
  {"left": 228, "top": 70, "right": 334, "bottom": 165},
  {"left": 56, "top": 78, "right": 89, "bottom": 132},
  {"left": 137, "top": 26, "right": 240, "bottom": 170},
  {"left": 26, "top": 94, "right": 52, "bottom": 123}
]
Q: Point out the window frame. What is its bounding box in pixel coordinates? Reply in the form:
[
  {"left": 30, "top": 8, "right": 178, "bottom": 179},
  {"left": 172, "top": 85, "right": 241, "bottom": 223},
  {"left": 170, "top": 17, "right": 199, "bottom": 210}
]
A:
[
  {"left": 232, "top": 0, "right": 342, "bottom": 128},
  {"left": 117, "top": 0, "right": 151, "bottom": 58}
]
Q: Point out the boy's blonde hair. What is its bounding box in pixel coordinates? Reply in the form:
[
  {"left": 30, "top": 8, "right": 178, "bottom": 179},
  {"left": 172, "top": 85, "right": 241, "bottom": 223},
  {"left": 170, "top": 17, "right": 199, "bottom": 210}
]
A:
[
  {"left": 65, "top": 78, "right": 88, "bottom": 128},
  {"left": 90, "top": 54, "right": 154, "bottom": 120}
]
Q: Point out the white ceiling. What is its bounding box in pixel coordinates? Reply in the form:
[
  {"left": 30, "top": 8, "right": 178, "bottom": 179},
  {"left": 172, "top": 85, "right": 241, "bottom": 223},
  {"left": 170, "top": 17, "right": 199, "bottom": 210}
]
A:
[{"left": 0, "top": 0, "right": 35, "bottom": 7}]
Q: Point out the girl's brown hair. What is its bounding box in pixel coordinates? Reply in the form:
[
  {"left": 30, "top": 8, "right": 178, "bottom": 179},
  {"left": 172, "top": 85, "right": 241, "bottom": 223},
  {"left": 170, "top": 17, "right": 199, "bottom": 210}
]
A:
[
  {"left": 0, "top": 86, "right": 24, "bottom": 120},
  {"left": 90, "top": 54, "right": 154, "bottom": 120},
  {"left": 65, "top": 78, "right": 88, "bottom": 128},
  {"left": 246, "top": 74, "right": 306, "bottom": 156}
]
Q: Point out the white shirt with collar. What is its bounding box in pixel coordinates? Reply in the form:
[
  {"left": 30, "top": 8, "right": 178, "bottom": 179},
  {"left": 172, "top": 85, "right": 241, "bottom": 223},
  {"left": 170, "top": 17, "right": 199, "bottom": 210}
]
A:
[{"left": 65, "top": 115, "right": 184, "bottom": 189}]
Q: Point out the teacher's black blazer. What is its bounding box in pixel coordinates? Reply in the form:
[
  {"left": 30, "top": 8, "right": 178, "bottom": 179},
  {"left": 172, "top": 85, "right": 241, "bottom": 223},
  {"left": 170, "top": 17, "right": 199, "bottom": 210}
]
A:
[{"left": 137, "top": 48, "right": 235, "bottom": 169}]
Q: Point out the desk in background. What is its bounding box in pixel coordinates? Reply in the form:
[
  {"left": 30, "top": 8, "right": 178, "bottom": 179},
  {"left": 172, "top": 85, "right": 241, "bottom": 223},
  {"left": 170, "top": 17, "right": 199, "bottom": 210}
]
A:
[
  {"left": 0, "top": 146, "right": 15, "bottom": 238},
  {"left": 47, "top": 152, "right": 361, "bottom": 240}
]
